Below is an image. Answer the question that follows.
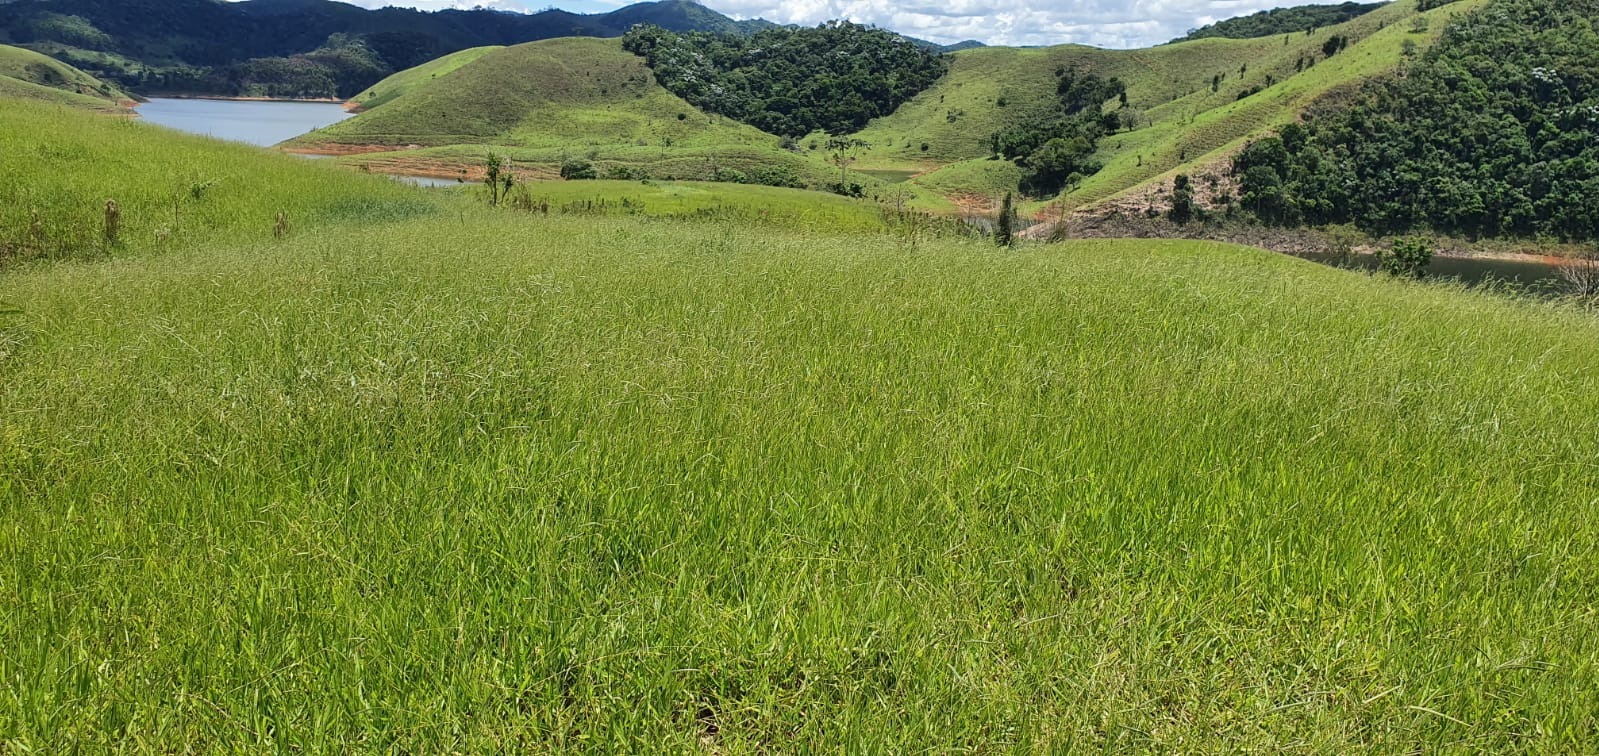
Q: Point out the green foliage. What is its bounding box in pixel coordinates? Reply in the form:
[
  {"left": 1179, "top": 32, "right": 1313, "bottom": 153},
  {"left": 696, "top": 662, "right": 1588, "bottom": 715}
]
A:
[
  {"left": 622, "top": 22, "right": 949, "bottom": 138},
  {"left": 1174, "top": 2, "right": 1386, "bottom": 42},
  {"left": 1233, "top": 0, "right": 1599, "bottom": 240},
  {"left": 560, "top": 159, "right": 598, "bottom": 180},
  {"left": 1376, "top": 235, "right": 1434, "bottom": 277}
]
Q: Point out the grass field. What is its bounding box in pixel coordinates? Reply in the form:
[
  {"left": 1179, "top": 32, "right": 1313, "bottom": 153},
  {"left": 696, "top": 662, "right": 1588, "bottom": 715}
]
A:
[
  {"left": 0, "top": 100, "right": 435, "bottom": 263},
  {"left": 5, "top": 93, "right": 1599, "bottom": 750},
  {"left": 5, "top": 211, "right": 1599, "bottom": 750}
]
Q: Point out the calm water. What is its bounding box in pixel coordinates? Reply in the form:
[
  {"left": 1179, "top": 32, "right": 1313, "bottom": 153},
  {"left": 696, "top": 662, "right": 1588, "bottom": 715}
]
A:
[
  {"left": 137, "top": 98, "right": 353, "bottom": 146},
  {"left": 391, "top": 174, "right": 467, "bottom": 188}
]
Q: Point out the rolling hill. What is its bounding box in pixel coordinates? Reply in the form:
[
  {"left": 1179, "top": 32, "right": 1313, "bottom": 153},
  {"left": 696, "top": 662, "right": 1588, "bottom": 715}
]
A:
[
  {"left": 285, "top": 37, "right": 893, "bottom": 197},
  {"left": 848, "top": 0, "right": 1480, "bottom": 212},
  {"left": 298, "top": 0, "right": 1478, "bottom": 217}
]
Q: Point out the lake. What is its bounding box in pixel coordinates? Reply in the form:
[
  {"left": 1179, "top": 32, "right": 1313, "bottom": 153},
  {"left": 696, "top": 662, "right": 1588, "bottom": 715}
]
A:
[{"left": 137, "top": 98, "right": 354, "bottom": 146}]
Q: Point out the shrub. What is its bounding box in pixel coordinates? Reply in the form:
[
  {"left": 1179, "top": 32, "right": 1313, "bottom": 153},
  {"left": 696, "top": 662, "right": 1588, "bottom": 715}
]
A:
[
  {"left": 1376, "top": 236, "right": 1433, "bottom": 278},
  {"left": 560, "top": 160, "right": 597, "bottom": 180}
]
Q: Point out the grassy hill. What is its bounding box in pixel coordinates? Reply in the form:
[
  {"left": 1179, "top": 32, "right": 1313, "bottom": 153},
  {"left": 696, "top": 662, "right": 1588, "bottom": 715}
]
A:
[
  {"left": 0, "top": 44, "right": 130, "bottom": 111},
  {"left": 4, "top": 91, "right": 1599, "bottom": 750},
  {"left": 301, "top": 0, "right": 1479, "bottom": 216},
  {"left": 851, "top": 0, "right": 1475, "bottom": 212},
  {"left": 345, "top": 46, "right": 501, "bottom": 112},
  {"left": 294, "top": 38, "right": 779, "bottom": 150},
  {"left": 287, "top": 37, "right": 953, "bottom": 204}
]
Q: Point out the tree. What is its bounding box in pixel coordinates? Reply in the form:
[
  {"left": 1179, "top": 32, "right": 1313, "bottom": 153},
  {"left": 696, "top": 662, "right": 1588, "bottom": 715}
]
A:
[
  {"left": 484, "top": 152, "right": 505, "bottom": 206},
  {"left": 995, "top": 192, "right": 1015, "bottom": 247},
  {"left": 1169, "top": 174, "right": 1195, "bottom": 225},
  {"left": 1324, "top": 223, "right": 1364, "bottom": 267},
  {"left": 826, "top": 136, "right": 868, "bottom": 186}
]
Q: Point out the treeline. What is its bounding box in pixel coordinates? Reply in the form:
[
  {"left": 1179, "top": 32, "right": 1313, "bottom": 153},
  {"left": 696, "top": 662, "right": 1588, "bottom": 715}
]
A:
[
  {"left": 990, "top": 68, "right": 1128, "bottom": 195},
  {"left": 1234, "top": 0, "right": 1599, "bottom": 240},
  {"left": 622, "top": 22, "right": 949, "bottom": 138},
  {"left": 130, "top": 35, "right": 386, "bottom": 99},
  {"left": 1173, "top": 2, "right": 1385, "bottom": 42}
]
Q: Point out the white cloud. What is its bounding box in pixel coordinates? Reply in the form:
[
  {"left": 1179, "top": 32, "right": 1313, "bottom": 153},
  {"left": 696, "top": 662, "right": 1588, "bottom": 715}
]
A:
[
  {"left": 225, "top": 0, "right": 1294, "bottom": 48},
  {"left": 699, "top": 0, "right": 1301, "bottom": 47}
]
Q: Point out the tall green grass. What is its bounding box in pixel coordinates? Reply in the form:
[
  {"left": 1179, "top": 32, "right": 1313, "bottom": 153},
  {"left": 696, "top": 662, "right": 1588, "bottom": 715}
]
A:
[
  {"left": 0, "top": 100, "right": 437, "bottom": 263},
  {"left": 3, "top": 210, "right": 1597, "bottom": 749}
]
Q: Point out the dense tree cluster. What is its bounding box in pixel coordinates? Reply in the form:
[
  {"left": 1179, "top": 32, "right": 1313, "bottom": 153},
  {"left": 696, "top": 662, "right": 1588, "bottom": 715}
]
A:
[
  {"left": 621, "top": 22, "right": 949, "bottom": 138},
  {"left": 1173, "top": 2, "right": 1385, "bottom": 42},
  {"left": 989, "top": 68, "right": 1126, "bottom": 195},
  {"left": 1234, "top": 0, "right": 1599, "bottom": 240}
]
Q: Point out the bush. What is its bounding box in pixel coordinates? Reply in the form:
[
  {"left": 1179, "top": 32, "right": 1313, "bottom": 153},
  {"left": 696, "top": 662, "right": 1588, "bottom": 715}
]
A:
[
  {"left": 711, "top": 167, "right": 750, "bottom": 184},
  {"left": 602, "top": 165, "right": 650, "bottom": 181},
  {"left": 748, "top": 165, "right": 805, "bottom": 189},
  {"left": 1376, "top": 236, "right": 1433, "bottom": 278},
  {"left": 560, "top": 160, "right": 597, "bottom": 180}
]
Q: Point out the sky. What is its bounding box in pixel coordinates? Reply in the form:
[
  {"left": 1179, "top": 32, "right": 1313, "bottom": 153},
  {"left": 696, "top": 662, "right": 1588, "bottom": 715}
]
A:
[{"left": 239, "top": 0, "right": 1299, "bottom": 48}]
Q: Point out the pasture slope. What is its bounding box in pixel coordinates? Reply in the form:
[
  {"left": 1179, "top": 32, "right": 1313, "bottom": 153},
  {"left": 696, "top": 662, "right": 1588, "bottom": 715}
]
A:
[{"left": 2, "top": 94, "right": 1599, "bottom": 751}]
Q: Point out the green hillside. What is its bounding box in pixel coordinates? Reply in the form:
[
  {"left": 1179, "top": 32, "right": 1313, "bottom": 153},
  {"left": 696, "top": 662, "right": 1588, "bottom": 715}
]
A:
[
  {"left": 346, "top": 46, "right": 501, "bottom": 112},
  {"left": 1173, "top": 1, "right": 1387, "bottom": 42},
  {"left": 5, "top": 92, "right": 1599, "bottom": 750},
  {"left": 292, "top": 38, "right": 778, "bottom": 150},
  {"left": 286, "top": 37, "right": 949, "bottom": 204},
  {"left": 1054, "top": 0, "right": 1486, "bottom": 213},
  {"left": 275, "top": 0, "right": 1486, "bottom": 216},
  {"left": 0, "top": 43, "right": 130, "bottom": 110},
  {"left": 853, "top": 0, "right": 1475, "bottom": 212}
]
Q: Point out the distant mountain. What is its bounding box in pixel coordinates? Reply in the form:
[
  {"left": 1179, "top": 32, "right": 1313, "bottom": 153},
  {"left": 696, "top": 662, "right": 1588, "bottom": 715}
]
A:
[{"left": 0, "top": 0, "right": 780, "bottom": 97}]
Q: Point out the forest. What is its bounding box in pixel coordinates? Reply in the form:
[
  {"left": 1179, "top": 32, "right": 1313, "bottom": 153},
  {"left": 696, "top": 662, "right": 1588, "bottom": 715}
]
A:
[
  {"left": 1233, "top": 0, "right": 1599, "bottom": 240},
  {"left": 621, "top": 22, "right": 949, "bottom": 138},
  {"left": 1173, "top": 2, "right": 1386, "bottom": 42}
]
